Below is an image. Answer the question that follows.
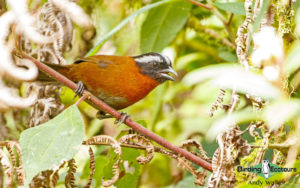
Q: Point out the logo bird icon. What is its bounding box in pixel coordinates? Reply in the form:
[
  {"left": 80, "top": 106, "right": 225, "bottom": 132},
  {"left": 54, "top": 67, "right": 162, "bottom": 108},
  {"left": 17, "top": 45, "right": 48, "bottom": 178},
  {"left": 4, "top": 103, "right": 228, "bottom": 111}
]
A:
[{"left": 262, "top": 159, "right": 270, "bottom": 179}]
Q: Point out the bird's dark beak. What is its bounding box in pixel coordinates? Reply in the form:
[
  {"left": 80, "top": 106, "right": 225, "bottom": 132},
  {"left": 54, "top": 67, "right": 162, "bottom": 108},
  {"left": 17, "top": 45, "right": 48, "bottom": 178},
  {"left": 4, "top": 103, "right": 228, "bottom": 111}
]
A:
[{"left": 158, "top": 67, "right": 178, "bottom": 81}]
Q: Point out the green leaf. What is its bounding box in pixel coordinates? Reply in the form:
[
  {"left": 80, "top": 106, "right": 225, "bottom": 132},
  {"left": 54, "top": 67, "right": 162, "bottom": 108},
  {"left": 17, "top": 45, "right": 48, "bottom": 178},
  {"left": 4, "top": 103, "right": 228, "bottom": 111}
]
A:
[
  {"left": 20, "top": 105, "right": 85, "bottom": 185},
  {"left": 263, "top": 100, "right": 300, "bottom": 130},
  {"left": 136, "top": 120, "right": 148, "bottom": 128},
  {"left": 102, "top": 148, "right": 141, "bottom": 187},
  {"left": 218, "top": 50, "right": 238, "bottom": 62},
  {"left": 85, "top": 155, "right": 109, "bottom": 187},
  {"left": 164, "top": 175, "right": 197, "bottom": 188},
  {"left": 183, "top": 63, "right": 240, "bottom": 85},
  {"left": 285, "top": 41, "right": 300, "bottom": 75},
  {"left": 183, "top": 63, "right": 280, "bottom": 99},
  {"left": 140, "top": 1, "right": 192, "bottom": 53},
  {"left": 86, "top": 0, "right": 177, "bottom": 56},
  {"left": 207, "top": 107, "right": 262, "bottom": 140},
  {"left": 213, "top": 2, "right": 246, "bottom": 15},
  {"left": 115, "top": 148, "right": 141, "bottom": 188}
]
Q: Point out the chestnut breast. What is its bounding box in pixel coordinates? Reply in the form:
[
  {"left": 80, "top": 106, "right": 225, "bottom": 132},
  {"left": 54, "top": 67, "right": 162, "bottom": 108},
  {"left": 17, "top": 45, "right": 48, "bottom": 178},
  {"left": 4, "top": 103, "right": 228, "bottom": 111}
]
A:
[{"left": 60, "top": 55, "right": 160, "bottom": 109}]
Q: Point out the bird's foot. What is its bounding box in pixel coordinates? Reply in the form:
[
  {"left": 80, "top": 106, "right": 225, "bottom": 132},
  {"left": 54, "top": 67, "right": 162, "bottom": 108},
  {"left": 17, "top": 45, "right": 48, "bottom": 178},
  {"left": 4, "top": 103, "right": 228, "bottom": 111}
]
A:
[
  {"left": 73, "top": 81, "right": 85, "bottom": 99},
  {"left": 96, "top": 111, "right": 131, "bottom": 125},
  {"left": 114, "top": 112, "right": 131, "bottom": 125}
]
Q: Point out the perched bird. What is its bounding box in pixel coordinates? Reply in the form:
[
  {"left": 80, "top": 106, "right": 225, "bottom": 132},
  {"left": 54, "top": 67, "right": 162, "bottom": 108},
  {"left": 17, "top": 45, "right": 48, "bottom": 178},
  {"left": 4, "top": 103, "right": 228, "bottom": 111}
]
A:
[{"left": 39, "top": 52, "right": 177, "bottom": 119}]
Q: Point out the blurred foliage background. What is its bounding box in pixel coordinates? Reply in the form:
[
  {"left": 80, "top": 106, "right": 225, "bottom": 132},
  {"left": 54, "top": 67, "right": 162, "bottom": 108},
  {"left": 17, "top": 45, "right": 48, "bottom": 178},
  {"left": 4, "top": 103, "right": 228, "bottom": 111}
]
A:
[{"left": 1, "top": 0, "right": 300, "bottom": 187}]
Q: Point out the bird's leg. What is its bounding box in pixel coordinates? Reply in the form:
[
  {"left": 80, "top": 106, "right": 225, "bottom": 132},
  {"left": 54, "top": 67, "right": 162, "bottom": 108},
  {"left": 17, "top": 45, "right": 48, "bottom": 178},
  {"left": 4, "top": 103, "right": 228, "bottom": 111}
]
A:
[
  {"left": 96, "top": 111, "right": 131, "bottom": 125},
  {"left": 73, "top": 81, "right": 85, "bottom": 99},
  {"left": 114, "top": 112, "right": 131, "bottom": 125}
]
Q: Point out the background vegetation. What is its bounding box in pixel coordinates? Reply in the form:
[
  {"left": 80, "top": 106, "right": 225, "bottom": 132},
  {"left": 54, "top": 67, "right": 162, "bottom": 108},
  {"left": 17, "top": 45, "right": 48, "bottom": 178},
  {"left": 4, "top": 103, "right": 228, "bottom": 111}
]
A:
[{"left": 0, "top": 0, "right": 300, "bottom": 187}]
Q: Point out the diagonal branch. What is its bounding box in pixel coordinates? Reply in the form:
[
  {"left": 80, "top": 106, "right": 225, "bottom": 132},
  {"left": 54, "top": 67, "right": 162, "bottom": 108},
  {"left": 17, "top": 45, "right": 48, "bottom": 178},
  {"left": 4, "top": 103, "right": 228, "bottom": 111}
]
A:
[{"left": 18, "top": 51, "right": 213, "bottom": 172}]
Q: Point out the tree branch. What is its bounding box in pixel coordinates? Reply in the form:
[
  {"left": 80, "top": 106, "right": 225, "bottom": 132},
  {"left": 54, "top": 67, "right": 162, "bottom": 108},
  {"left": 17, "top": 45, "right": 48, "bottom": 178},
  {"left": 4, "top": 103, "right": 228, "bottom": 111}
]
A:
[
  {"left": 84, "top": 141, "right": 177, "bottom": 157},
  {"left": 18, "top": 51, "right": 213, "bottom": 172}
]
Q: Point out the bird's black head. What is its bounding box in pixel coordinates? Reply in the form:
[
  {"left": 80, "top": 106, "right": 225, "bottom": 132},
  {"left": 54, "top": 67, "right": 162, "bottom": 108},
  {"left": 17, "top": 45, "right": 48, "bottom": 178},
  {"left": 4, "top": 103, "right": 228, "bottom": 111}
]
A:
[{"left": 133, "top": 52, "right": 177, "bottom": 83}]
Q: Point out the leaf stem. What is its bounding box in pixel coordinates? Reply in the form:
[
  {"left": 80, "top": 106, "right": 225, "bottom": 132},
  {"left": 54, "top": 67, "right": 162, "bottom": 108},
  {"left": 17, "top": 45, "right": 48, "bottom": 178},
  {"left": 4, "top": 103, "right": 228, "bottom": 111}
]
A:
[{"left": 75, "top": 93, "right": 89, "bottom": 106}]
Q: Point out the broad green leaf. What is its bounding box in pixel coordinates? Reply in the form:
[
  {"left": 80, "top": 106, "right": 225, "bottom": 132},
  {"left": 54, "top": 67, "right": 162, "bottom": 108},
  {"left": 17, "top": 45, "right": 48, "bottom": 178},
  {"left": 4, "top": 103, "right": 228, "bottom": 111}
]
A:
[
  {"left": 183, "top": 63, "right": 241, "bottom": 85},
  {"left": 20, "top": 105, "right": 85, "bottom": 185},
  {"left": 183, "top": 63, "right": 280, "bottom": 99},
  {"left": 213, "top": 2, "right": 246, "bottom": 15},
  {"left": 86, "top": 0, "right": 176, "bottom": 56},
  {"left": 141, "top": 1, "right": 192, "bottom": 53},
  {"left": 263, "top": 100, "right": 300, "bottom": 130},
  {"left": 285, "top": 41, "right": 300, "bottom": 75}
]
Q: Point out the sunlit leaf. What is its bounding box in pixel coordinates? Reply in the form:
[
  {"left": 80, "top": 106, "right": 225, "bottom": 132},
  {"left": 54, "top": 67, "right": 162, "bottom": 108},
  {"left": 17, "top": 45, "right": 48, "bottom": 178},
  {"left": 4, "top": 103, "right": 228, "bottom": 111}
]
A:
[
  {"left": 20, "top": 105, "right": 85, "bottom": 185},
  {"left": 175, "top": 52, "right": 205, "bottom": 70},
  {"left": 183, "top": 63, "right": 280, "bottom": 99},
  {"left": 206, "top": 108, "right": 262, "bottom": 140},
  {"left": 183, "top": 63, "right": 240, "bottom": 85},
  {"left": 213, "top": 2, "right": 246, "bottom": 15},
  {"left": 141, "top": 1, "right": 192, "bottom": 53},
  {"left": 285, "top": 41, "right": 300, "bottom": 75},
  {"left": 263, "top": 100, "right": 300, "bottom": 130}
]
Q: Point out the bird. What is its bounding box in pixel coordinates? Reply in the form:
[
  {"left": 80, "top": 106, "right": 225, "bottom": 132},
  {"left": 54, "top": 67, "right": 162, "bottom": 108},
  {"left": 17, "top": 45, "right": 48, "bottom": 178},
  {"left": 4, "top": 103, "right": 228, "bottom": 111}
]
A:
[{"left": 38, "top": 52, "right": 177, "bottom": 120}]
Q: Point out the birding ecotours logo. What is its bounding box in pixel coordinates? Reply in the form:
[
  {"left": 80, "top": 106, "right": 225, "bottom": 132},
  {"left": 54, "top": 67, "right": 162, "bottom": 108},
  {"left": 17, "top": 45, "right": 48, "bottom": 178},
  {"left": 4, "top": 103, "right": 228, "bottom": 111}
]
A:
[{"left": 236, "top": 159, "right": 297, "bottom": 179}]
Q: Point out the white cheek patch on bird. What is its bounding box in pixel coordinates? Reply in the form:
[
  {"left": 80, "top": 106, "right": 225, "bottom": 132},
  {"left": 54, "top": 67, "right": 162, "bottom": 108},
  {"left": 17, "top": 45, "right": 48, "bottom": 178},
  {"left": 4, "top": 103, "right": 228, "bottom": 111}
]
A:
[{"left": 134, "top": 55, "right": 162, "bottom": 64}]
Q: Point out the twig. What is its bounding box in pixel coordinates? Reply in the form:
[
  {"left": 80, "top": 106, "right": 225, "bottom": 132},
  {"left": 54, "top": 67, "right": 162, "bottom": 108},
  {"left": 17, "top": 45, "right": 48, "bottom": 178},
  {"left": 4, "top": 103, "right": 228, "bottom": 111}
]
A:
[
  {"left": 188, "top": 0, "right": 236, "bottom": 46},
  {"left": 206, "top": 0, "right": 236, "bottom": 46},
  {"left": 18, "top": 51, "right": 213, "bottom": 172},
  {"left": 227, "top": 13, "right": 234, "bottom": 25},
  {"left": 75, "top": 93, "right": 89, "bottom": 106},
  {"left": 188, "top": 0, "right": 213, "bottom": 10},
  {"left": 84, "top": 141, "right": 176, "bottom": 157},
  {"left": 188, "top": 17, "right": 235, "bottom": 49}
]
